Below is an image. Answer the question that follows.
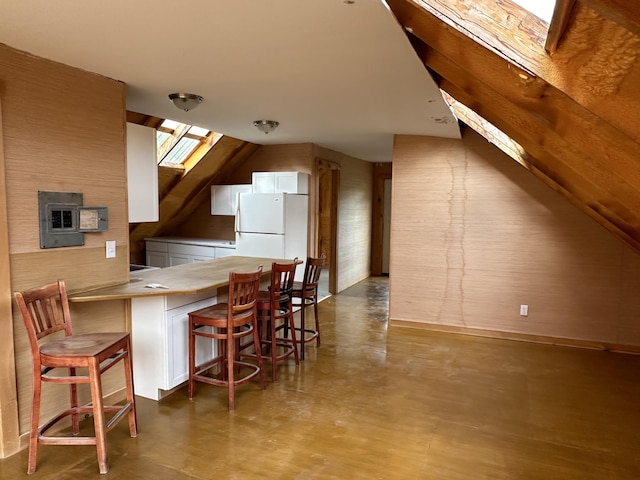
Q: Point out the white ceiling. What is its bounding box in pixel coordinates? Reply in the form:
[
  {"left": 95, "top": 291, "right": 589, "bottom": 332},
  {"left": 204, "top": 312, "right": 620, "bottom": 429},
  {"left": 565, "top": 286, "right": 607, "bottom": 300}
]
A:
[{"left": 0, "top": 0, "right": 460, "bottom": 163}]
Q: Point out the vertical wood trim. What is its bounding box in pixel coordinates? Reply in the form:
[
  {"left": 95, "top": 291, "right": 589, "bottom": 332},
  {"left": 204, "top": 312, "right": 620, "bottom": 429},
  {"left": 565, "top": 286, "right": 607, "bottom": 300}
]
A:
[
  {"left": 371, "top": 163, "right": 392, "bottom": 276},
  {"left": 0, "top": 94, "right": 21, "bottom": 457},
  {"left": 328, "top": 168, "right": 339, "bottom": 294},
  {"left": 545, "top": 0, "right": 577, "bottom": 54},
  {"left": 316, "top": 158, "right": 341, "bottom": 294}
]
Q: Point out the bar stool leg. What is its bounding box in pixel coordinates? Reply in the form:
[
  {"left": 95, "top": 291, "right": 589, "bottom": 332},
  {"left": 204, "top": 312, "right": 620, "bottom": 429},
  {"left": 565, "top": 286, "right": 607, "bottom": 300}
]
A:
[
  {"left": 27, "top": 375, "right": 42, "bottom": 474},
  {"left": 88, "top": 359, "right": 109, "bottom": 474},
  {"left": 300, "top": 302, "right": 307, "bottom": 360},
  {"left": 227, "top": 331, "right": 235, "bottom": 411},
  {"left": 123, "top": 339, "right": 138, "bottom": 436},
  {"left": 313, "top": 296, "right": 321, "bottom": 347}
]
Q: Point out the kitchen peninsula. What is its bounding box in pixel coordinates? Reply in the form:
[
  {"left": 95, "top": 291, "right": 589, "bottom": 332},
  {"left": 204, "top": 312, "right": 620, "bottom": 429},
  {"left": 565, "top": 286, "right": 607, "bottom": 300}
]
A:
[{"left": 69, "top": 256, "right": 282, "bottom": 400}]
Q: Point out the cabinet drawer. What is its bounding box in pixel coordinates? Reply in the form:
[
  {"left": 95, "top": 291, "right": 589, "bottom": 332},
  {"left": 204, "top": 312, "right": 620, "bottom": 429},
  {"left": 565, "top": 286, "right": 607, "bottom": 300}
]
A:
[{"left": 146, "top": 240, "right": 168, "bottom": 252}]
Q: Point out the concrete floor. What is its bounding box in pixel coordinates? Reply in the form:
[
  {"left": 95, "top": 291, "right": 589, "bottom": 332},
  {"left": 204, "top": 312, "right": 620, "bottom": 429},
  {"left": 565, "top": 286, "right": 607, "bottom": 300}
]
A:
[{"left": 2, "top": 276, "right": 640, "bottom": 478}]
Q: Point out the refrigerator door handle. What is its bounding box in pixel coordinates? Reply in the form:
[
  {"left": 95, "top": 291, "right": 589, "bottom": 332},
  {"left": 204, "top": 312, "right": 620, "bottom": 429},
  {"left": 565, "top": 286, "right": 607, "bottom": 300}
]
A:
[{"left": 234, "top": 193, "right": 240, "bottom": 232}]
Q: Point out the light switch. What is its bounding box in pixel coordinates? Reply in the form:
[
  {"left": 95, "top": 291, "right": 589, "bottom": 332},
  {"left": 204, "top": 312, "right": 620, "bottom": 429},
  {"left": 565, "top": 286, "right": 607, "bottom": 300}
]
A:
[{"left": 106, "top": 240, "right": 116, "bottom": 258}]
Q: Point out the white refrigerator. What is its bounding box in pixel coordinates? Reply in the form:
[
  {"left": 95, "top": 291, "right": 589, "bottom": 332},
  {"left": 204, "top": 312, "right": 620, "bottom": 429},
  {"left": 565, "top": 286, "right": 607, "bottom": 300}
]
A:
[{"left": 235, "top": 193, "right": 308, "bottom": 280}]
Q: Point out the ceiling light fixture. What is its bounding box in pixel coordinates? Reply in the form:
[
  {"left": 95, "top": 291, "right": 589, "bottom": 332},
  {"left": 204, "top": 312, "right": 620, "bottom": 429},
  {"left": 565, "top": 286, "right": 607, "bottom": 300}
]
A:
[
  {"left": 253, "top": 120, "right": 279, "bottom": 134},
  {"left": 168, "top": 93, "right": 204, "bottom": 112}
]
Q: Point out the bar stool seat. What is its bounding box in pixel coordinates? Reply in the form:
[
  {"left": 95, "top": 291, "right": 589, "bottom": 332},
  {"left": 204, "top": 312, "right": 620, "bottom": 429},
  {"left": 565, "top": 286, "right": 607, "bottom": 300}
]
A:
[{"left": 14, "top": 280, "right": 138, "bottom": 475}]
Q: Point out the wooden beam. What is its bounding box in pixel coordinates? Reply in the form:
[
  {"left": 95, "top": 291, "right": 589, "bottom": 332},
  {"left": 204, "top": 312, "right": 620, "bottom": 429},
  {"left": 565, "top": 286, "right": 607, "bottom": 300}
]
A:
[{"left": 545, "top": 0, "right": 577, "bottom": 54}]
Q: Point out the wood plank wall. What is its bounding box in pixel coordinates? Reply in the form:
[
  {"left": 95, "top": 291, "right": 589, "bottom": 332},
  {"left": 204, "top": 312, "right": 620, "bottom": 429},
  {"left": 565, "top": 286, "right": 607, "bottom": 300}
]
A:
[
  {"left": 390, "top": 130, "right": 640, "bottom": 351},
  {"left": 0, "top": 44, "right": 130, "bottom": 455}
]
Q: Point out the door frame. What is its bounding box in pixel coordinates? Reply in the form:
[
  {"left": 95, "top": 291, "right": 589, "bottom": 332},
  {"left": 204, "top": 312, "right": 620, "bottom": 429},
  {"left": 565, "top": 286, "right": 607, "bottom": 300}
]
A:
[
  {"left": 370, "top": 163, "right": 392, "bottom": 276},
  {"left": 315, "top": 158, "right": 339, "bottom": 294}
]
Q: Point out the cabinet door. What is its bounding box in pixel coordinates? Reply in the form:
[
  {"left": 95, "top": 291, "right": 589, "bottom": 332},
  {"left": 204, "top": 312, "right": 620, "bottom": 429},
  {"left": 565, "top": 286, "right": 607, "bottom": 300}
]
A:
[
  {"left": 127, "top": 123, "right": 159, "bottom": 222},
  {"left": 211, "top": 185, "right": 232, "bottom": 215},
  {"left": 211, "top": 184, "right": 251, "bottom": 215},
  {"left": 230, "top": 185, "right": 252, "bottom": 214},
  {"left": 147, "top": 251, "right": 169, "bottom": 268},
  {"left": 165, "top": 297, "right": 217, "bottom": 389},
  {"left": 169, "top": 253, "right": 191, "bottom": 266},
  {"left": 275, "top": 172, "right": 309, "bottom": 194},
  {"left": 251, "top": 172, "right": 275, "bottom": 193}
]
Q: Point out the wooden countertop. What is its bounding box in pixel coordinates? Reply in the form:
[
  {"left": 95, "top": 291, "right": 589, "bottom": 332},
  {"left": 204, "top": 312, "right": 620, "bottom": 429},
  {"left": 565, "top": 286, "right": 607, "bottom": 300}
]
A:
[{"left": 69, "top": 256, "right": 286, "bottom": 303}]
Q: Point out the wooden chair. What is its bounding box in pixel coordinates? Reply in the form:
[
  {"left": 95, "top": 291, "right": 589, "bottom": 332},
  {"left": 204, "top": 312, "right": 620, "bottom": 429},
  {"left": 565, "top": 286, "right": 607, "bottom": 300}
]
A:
[
  {"left": 242, "top": 259, "right": 299, "bottom": 382},
  {"left": 187, "top": 267, "right": 265, "bottom": 411},
  {"left": 14, "top": 280, "right": 137, "bottom": 475},
  {"left": 291, "top": 253, "right": 326, "bottom": 360}
]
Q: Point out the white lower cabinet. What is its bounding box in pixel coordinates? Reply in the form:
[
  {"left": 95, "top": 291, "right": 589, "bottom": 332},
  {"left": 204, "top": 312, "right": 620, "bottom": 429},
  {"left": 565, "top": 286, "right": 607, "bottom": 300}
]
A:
[
  {"left": 146, "top": 238, "right": 233, "bottom": 267},
  {"left": 146, "top": 240, "right": 169, "bottom": 268},
  {"left": 131, "top": 292, "right": 217, "bottom": 400},
  {"left": 168, "top": 253, "right": 191, "bottom": 266},
  {"left": 214, "top": 246, "right": 235, "bottom": 258}
]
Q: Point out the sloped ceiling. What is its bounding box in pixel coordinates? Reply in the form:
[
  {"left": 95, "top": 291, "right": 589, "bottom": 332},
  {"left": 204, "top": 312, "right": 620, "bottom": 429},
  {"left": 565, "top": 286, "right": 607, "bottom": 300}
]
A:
[{"left": 387, "top": 0, "right": 640, "bottom": 254}]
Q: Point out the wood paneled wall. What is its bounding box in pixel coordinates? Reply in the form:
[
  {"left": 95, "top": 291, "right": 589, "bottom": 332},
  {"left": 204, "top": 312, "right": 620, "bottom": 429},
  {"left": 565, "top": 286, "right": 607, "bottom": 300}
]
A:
[
  {"left": 0, "top": 44, "right": 129, "bottom": 456},
  {"left": 390, "top": 130, "right": 640, "bottom": 351}
]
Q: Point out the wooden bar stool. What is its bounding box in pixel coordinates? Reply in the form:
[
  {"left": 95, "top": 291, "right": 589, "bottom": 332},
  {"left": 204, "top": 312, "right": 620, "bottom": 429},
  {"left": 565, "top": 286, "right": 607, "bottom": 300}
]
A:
[
  {"left": 242, "top": 259, "right": 299, "bottom": 382},
  {"left": 14, "top": 280, "right": 138, "bottom": 475},
  {"left": 291, "top": 253, "right": 326, "bottom": 360},
  {"left": 187, "top": 267, "right": 265, "bottom": 411}
]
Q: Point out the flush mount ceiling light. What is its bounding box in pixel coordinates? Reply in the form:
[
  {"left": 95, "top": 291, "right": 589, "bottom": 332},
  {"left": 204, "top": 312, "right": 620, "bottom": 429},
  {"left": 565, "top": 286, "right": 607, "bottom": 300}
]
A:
[
  {"left": 168, "top": 93, "right": 204, "bottom": 112},
  {"left": 253, "top": 120, "right": 279, "bottom": 134}
]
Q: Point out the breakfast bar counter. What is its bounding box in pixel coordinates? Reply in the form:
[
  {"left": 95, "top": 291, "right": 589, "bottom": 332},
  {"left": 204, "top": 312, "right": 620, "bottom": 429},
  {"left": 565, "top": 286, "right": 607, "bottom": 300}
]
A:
[
  {"left": 69, "top": 256, "right": 279, "bottom": 303},
  {"left": 68, "top": 256, "right": 285, "bottom": 401}
]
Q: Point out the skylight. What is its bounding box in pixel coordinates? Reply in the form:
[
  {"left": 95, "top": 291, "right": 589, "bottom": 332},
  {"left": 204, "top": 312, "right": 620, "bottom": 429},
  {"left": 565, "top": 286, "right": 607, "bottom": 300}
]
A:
[
  {"left": 510, "top": 0, "right": 556, "bottom": 23},
  {"left": 156, "top": 119, "right": 213, "bottom": 168}
]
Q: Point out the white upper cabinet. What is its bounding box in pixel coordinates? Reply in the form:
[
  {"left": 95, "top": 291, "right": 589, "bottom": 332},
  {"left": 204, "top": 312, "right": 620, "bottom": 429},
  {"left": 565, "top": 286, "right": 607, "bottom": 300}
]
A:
[
  {"left": 127, "top": 123, "right": 158, "bottom": 223},
  {"left": 252, "top": 172, "right": 309, "bottom": 194},
  {"left": 210, "top": 184, "right": 251, "bottom": 215}
]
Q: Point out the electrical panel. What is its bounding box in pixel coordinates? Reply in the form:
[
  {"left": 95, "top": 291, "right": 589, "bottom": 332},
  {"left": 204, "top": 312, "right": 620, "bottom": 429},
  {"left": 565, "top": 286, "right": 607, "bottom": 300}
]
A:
[{"left": 38, "top": 191, "right": 109, "bottom": 249}]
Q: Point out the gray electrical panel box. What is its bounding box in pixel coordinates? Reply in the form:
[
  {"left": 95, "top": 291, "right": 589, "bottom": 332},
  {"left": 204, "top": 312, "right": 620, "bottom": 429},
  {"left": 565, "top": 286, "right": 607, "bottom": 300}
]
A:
[{"left": 38, "top": 191, "right": 109, "bottom": 249}]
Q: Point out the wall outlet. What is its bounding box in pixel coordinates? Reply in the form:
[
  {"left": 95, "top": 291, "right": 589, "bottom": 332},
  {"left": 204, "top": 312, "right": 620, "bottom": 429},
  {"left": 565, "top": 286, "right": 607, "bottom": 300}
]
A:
[
  {"left": 520, "top": 304, "right": 529, "bottom": 316},
  {"left": 106, "top": 240, "right": 116, "bottom": 258}
]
